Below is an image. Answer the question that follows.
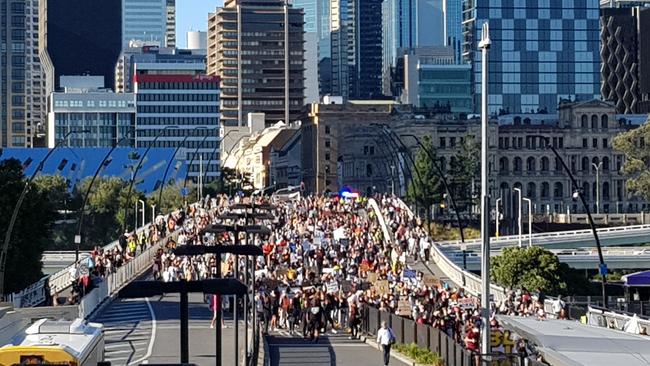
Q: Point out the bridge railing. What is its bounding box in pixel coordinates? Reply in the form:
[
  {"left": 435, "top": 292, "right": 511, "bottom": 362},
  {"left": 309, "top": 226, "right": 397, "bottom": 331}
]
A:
[
  {"left": 587, "top": 305, "right": 650, "bottom": 332},
  {"left": 381, "top": 197, "right": 510, "bottom": 303}
]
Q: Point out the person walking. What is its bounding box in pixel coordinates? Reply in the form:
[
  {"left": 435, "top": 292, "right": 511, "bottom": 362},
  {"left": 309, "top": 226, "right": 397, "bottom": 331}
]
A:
[{"left": 376, "top": 321, "right": 395, "bottom": 366}]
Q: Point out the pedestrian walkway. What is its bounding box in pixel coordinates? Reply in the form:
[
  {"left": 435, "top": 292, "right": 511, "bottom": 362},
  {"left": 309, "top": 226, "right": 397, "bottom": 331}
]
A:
[{"left": 266, "top": 331, "right": 409, "bottom": 366}]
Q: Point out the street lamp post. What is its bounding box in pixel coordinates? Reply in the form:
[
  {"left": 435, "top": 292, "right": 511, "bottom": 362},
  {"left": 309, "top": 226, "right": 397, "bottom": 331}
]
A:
[
  {"left": 523, "top": 197, "right": 532, "bottom": 247},
  {"left": 150, "top": 204, "right": 156, "bottom": 224},
  {"left": 496, "top": 197, "right": 502, "bottom": 237},
  {"left": 183, "top": 127, "right": 217, "bottom": 202},
  {"left": 138, "top": 199, "right": 145, "bottom": 230},
  {"left": 593, "top": 162, "right": 602, "bottom": 214},
  {"left": 514, "top": 187, "right": 523, "bottom": 248},
  {"left": 533, "top": 134, "right": 608, "bottom": 308},
  {"left": 157, "top": 133, "right": 192, "bottom": 212},
  {"left": 0, "top": 129, "right": 90, "bottom": 294},
  {"left": 478, "top": 21, "right": 491, "bottom": 358}
]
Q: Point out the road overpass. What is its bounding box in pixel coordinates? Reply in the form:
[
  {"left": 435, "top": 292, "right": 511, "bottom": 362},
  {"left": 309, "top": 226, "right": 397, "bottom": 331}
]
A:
[{"left": 438, "top": 224, "right": 650, "bottom": 250}]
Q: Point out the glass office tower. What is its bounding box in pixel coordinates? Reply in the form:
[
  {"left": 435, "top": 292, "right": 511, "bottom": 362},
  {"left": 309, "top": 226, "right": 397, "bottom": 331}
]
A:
[{"left": 463, "top": 0, "right": 601, "bottom": 114}]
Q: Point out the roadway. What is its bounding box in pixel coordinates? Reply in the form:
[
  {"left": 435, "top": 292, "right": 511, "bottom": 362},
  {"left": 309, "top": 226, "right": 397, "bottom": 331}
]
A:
[{"left": 93, "top": 288, "right": 406, "bottom": 366}]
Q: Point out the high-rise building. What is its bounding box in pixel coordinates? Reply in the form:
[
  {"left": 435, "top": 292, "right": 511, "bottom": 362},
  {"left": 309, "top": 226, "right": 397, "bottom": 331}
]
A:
[
  {"left": 122, "top": 0, "right": 168, "bottom": 47},
  {"left": 1, "top": 0, "right": 27, "bottom": 147},
  {"left": 208, "top": 0, "right": 305, "bottom": 127},
  {"left": 443, "top": 0, "right": 462, "bottom": 62},
  {"left": 328, "top": 0, "right": 350, "bottom": 98},
  {"left": 166, "top": 0, "right": 176, "bottom": 48},
  {"left": 463, "top": 0, "right": 601, "bottom": 114},
  {"left": 382, "top": 0, "right": 444, "bottom": 95},
  {"left": 133, "top": 52, "right": 221, "bottom": 182},
  {"left": 25, "top": 0, "right": 46, "bottom": 147},
  {"left": 348, "top": 0, "right": 383, "bottom": 99},
  {"left": 39, "top": 0, "right": 122, "bottom": 97},
  {"left": 186, "top": 31, "right": 207, "bottom": 55},
  {"left": 600, "top": 6, "right": 650, "bottom": 113}
]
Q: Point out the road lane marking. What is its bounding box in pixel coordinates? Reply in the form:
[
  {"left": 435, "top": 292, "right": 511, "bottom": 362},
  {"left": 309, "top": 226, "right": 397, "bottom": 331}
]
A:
[{"left": 128, "top": 297, "right": 156, "bottom": 366}]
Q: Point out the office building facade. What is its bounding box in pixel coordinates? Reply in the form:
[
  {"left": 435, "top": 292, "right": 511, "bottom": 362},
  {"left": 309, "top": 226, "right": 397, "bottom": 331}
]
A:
[
  {"left": 166, "top": 0, "right": 176, "bottom": 48},
  {"left": 348, "top": 0, "right": 383, "bottom": 99},
  {"left": 208, "top": 0, "right": 305, "bottom": 127},
  {"left": 39, "top": 0, "right": 122, "bottom": 96},
  {"left": 1, "top": 0, "right": 26, "bottom": 147},
  {"left": 48, "top": 91, "right": 136, "bottom": 148},
  {"left": 443, "top": 0, "right": 462, "bottom": 62},
  {"left": 133, "top": 55, "right": 221, "bottom": 182},
  {"left": 401, "top": 47, "right": 472, "bottom": 113},
  {"left": 600, "top": 6, "right": 650, "bottom": 113},
  {"left": 122, "top": 0, "right": 168, "bottom": 47},
  {"left": 462, "top": 0, "right": 601, "bottom": 114}
]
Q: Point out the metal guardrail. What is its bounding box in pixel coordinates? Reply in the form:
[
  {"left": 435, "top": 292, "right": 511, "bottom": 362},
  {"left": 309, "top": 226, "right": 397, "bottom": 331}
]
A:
[
  {"left": 587, "top": 305, "right": 650, "bottom": 332},
  {"left": 437, "top": 223, "right": 650, "bottom": 248}
]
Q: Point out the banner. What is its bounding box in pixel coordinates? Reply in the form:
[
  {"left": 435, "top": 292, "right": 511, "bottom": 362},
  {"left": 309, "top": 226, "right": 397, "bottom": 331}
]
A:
[
  {"left": 326, "top": 281, "right": 339, "bottom": 293},
  {"left": 367, "top": 272, "right": 378, "bottom": 283},
  {"left": 397, "top": 299, "right": 412, "bottom": 316}
]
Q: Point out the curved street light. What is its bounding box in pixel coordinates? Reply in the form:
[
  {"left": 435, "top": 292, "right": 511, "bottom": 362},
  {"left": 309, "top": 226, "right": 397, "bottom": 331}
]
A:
[
  {"left": 122, "top": 126, "right": 178, "bottom": 232},
  {"left": 0, "top": 129, "right": 90, "bottom": 294},
  {"left": 76, "top": 130, "right": 134, "bottom": 262},
  {"left": 183, "top": 127, "right": 217, "bottom": 197},
  {"left": 156, "top": 132, "right": 193, "bottom": 213},
  {"left": 201, "top": 129, "right": 238, "bottom": 187},
  {"left": 532, "top": 134, "right": 608, "bottom": 308}
]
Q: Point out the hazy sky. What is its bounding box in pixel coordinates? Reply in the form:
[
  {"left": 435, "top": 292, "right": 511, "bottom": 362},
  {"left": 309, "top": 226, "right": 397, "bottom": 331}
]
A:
[{"left": 176, "top": 0, "right": 222, "bottom": 48}]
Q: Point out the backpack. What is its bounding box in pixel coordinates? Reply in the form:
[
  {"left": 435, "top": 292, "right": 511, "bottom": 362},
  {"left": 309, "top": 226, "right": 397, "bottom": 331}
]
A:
[{"left": 388, "top": 328, "right": 396, "bottom": 345}]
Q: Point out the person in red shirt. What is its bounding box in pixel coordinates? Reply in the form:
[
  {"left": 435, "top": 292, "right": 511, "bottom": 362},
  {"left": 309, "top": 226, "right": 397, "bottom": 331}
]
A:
[{"left": 464, "top": 325, "right": 480, "bottom": 353}]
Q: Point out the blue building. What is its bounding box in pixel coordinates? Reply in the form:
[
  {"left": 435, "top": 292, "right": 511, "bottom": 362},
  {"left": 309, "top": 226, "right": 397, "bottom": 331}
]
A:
[
  {"left": 443, "top": 0, "right": 463, "bottom": 62},
  {"left": 462, "top": 0, "right": 601, "bottom": 114}
]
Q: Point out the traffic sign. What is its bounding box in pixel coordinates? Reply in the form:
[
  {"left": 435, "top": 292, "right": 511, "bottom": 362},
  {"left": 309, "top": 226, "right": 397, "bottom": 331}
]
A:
[{"left": 599, "top": 263, "right": 608, "bottom": 276}]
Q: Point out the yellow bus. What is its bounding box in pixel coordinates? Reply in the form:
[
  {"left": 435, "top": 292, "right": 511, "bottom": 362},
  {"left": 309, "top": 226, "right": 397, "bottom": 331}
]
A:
[{"left": 0, "top": 318, "right": 105, "bottom": 366}]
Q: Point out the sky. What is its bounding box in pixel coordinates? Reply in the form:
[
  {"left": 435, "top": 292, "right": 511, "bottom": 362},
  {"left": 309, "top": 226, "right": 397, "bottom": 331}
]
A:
[{"left": 175, "top": 0, "right": 222, "bottom": 48}]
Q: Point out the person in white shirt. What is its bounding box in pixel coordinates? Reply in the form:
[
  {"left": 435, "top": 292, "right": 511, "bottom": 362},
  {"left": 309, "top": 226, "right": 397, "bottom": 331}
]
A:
[
  {"left": 376, "top": 321, "right": 395, "bottom": 366},
  {"left": 552, "top": 296, "right": 565, "bottom": 318}
]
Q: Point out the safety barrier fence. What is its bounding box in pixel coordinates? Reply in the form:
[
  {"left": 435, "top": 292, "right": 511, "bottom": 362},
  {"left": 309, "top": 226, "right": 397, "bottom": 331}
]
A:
[
  {"left": 587, "top": 305, "right": 650, "bottom": 332},
  {"left": 360, "top": 306, "right": 545, "bottom": 366}
]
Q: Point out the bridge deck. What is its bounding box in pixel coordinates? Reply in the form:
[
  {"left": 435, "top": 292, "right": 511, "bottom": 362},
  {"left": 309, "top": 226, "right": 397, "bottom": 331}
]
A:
[{"left": 497, "top": 316, "right": 650, "bottom": 366}]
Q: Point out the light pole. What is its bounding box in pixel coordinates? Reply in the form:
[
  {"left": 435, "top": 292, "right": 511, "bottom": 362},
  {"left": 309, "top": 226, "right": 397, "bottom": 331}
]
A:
[
  {"left": 138, "top": 199, "right": 145, "bottom": 229},
  {"left": 390, "top": 164, "right": 395, "bottom": 196},
  {"left": 0, "top": 129, "right": 90, "bottom": 294},
  {"left": 495, "top": 197, "right": 502, "bottom": 237},
  {"left": 514, "top": 187, "right": 523, "bottom": 248},
  {"left": 533, "top": 134, "right": 608, "bottom": 308},
  {"left": 76, "top": 131, "right": 134, "bottom": 263},
  {"left": 150, "top": 204, "right": 156, "bottom": 224},
  {"left": 523, "top": 197, "right": 532, "bottom": 247},
  {"left": 183, "top": 126, "right": 216, "bottom": 200},
  {"left": 592, "top": 162, "right": 602, "bottom": 214},
  {"left": 156, "top": 133, "right": 192, "bottom": 213},
  {"left": 479, "top": 21, "right": 491, "bottom": 358}
]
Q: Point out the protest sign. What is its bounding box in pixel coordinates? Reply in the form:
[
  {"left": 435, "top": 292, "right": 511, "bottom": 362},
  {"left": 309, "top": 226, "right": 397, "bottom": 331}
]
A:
[
  {"left": 367, "top": 272, "right": 378, "bottom": 283},
  {"left": 375, "top": 280, "right": 389, "bottom": 295},
  {"left": 397, "top": 299, "right": 412, "bottom": 316}
]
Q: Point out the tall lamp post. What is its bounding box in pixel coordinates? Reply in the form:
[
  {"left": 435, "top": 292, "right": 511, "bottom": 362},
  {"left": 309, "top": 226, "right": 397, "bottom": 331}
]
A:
[
  {"left": 156, "top": 133, "right": 193, "bottom": 213},
  {"left": 593, "top": 162, "right": 602, "bottom": 214},
  {"left": 523, "top": 197, "right": 532, "bottom": 247},
  {"left": 201, "top": 129, "right": 238, "bottom": 185},
  {"left": 495, "top": 197, "right": 502, "bottom": 237},
  {"left": 183, "top": 126, "right": 216, "bottom": 200},
  {"left": 76, "top": 130, "right": 134, "bottom": 263},
  {"left": 122, "top": 125, "right": 178, "bottom": 232},
  {"left": 514, "top": 187, "right": 523, "bottom": 247},
  {"left": 478, "top": 21, "right": 491, "bottom": 358},
  {"left": 533, "top": 134, "right": 608, "bottom": 307},
  {"left": 0, "top": 129, "right": 90, "bottom": 294}
]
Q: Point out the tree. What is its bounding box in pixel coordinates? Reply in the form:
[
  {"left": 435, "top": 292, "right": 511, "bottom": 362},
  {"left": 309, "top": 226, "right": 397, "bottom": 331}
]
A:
[
  {"left": 154, "top": 182, "right": 195, "bottom": 214},
  {"left": 613, "top": 123, "right": 650, "bottom": 200},
  {"left": 33, "top": 175, "right": 78, "bottom": 250},
  {"left": 0, "top": 159, "right": 57, "bottom": 293},
  {"left": 75, "top": 177, "right": 142, "bottom": 248},
  {"left": 406, "top": 136, "right": 442, "bottom": 227},
  {"left": 491, "top": 246, "right": 592, "bottom": 296},
  {"left": 448, "top": 136, "right": 480, "bottom": 213}
]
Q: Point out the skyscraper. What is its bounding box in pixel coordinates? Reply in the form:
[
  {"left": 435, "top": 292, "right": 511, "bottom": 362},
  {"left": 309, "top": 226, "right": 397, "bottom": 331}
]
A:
[
  {"left": 166, "top": 0, "right": 176, "bottom": 48},
  {"left": 382, "top": 0, "right": 444, "bottom": 95},
  {"left": 291, "top": 0, "right": 328, "bottom": 101},
  {"left": 463, "top": 0, "right": 601, "bottom": 114},
  {"left": 1, "top": 0, "right": 27, "bottom": 147},
  {"left": 443, "top": 0, "right": 462, "bottom": 62},
  {"left": 600, "top": 6, "right": 650, "bottom": 113},
  {"left": 348, "top": 0, "right": 383, "bottom": 99},
  {"left": 208, "top": 0, "right": 305, "bottom": 127},
  {"left": 39, "top": 0, "right": 122, "bottom": 95},
  {"left": 122, "top": 0, "right": 168, "bottom": 47}
]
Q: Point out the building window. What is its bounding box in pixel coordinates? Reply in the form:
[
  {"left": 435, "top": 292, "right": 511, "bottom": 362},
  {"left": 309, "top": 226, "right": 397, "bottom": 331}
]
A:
[
  {"left": 324, "top": 125, "right": 330, "bottom": 134},
  {"left": 602, "top": 139, "right": 608, "bottom": 148},
  {"left": 440, "top": 137, "right": 446, "bottom": 148},
  {"left": 554, "top": 182, "right": 563, "bottom": 198},
  {"left": 541, "top": 157, "right": 549, "bottom": 171},
  {"left": 582, "top": 138, "right": 588, "bottom": 148},
  {"left": 366, "top": 164, "right": 373, "bottom": 177},
  {"left": 591, "top": 115, "right": 598, "bottom": 129},
  {"left": 581, "top": 114, "right": 588, "bottom": 128},
  {"left": 325, "top": 153, "right": 330, "bottom": 161},
  {"left": 325, "top": 139, "right": 330, "bottom": 148},
  {"left": 592, "top": 139, "right": 597, "bottom": 148},
  {"left": 601, "top": 114, "right": 608, "bottom": 129}
]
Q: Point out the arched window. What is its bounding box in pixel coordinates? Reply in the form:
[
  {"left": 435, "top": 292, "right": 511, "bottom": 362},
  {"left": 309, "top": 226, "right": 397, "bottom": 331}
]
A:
[
  {"left": 366, "top": 164, "right": 373, "bottom": 177},
  {"left": 555, "top": 157, "right": 563, "bottom": 171},
  {"left": 603, "top": 182, "right": 610, "bottom": 199},
  {"left": 499, "top": 157, "right": 509, "bottom": 172},
  {"left": 500, "top": 182, "right": 510, "bottom": 190},
  {"left": 582, "top": 157, "right": 589, "bottom": 171},
  {"left": 554, "top": 182, "right": 564, "bottom": 198},
  {"left": 524, "top": 118, "right": 531, "bottom": 125},
  {"left": 513, "top": 157, "right": 522, "bottom": 172},
  {"left": 526, "top": 157, "right": 536, "bottom": 172},
  {"left": 593, "top": 182, "right": 598, "bottom": 200},
  {"left": 581, "top": 114, "right": 588, "bottom": 128},
  {"left": 527, "top": 182, "right": 537, "bottom": 198},
  {"left": 582, "top": 182, "right": 590, "bottom": 200},
  {"left": 439, "top": 157, "right": 446, "bottom": 171},
  {"left": 541, "top": 182, "right": 550, "bottom": 198},
  {"left": 541, "top": 156, "right": 550, "bottom": 171},
  {"left": 592, "top": 157, "right": 600, "bottom": 171},
  {"left": 602, "top": 156, "right": 610, "bottom": 171},
  {"left": 514, "top": 116, "right": 522, "bottom": 125},
  {"left": 514, "top": 182, "right": 523, "bottom": 191},
  {"left": 591, "top": 115, "right": 598, "bottom": 129},
  {"left": 601, "top": 114, "right": 608, "bottom": 129}
]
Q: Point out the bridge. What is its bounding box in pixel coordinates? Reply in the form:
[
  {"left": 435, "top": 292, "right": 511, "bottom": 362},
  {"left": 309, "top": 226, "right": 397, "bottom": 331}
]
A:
[
  {"left": 2, "top": 196, "right": 649, "bottom": 366},
  {"left": 438, "top": 224, "right": 650, "bottom": 250}
]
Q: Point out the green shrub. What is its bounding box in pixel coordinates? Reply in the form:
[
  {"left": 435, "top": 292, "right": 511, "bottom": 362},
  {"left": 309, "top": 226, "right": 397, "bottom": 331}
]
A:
[{"left": 393, "top": 343, "right": 443, "bottom": 365}]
